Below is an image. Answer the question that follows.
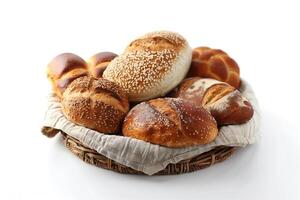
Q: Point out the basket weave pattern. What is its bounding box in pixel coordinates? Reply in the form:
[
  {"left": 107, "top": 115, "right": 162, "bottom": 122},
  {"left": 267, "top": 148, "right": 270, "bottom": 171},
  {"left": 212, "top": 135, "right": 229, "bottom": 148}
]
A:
[{"left": 62, "top": 132, "right": 235, "bottom": 175}]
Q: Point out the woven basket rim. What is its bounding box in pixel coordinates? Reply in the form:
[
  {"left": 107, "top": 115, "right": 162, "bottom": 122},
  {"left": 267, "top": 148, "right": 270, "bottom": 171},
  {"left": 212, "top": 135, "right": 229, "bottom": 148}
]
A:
[{"left": 60, "top": 131, "right": 235, "bottom": 175}]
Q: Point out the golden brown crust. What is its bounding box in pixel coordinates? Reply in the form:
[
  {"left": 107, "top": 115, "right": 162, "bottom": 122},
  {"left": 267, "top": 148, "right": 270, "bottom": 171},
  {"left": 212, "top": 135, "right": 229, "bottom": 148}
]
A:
[
  {"left": 127, "top": 32, "right": 186, "bottom": 53},
  {"left": 103, "top": 31, "right": 192, "bottom": 102},
  {"left": 122, "top": 98, "right": 218, "bottom": 148},
  {"left": 187, "top": 47, "right": 240, "bottom": 88},
  {"left": 208, "top": 91, "right": 254, "bottom": 125},
  {"left": 56, "top": 68, "right": 87, "bottom": 92},
  {"left": 169, "top": 77, "right": 234, "bottom": 105},
  {"left": 88, "top": 52, "right": 118, "bottom": 78},
  {"left": 47, "top": 53, "right": 87, "bottom": 78},
  {"left": 62, "top": 76, "right": 129, "bottom": 133},
  {"left": 47, "top": 53, "right": 88, "bottom": 98},
  {"left": 170, "top": 78, "right": 253, "bottom": 125},
  {"left": 47, "top": 52, "right": 118, "bottom": 98}
]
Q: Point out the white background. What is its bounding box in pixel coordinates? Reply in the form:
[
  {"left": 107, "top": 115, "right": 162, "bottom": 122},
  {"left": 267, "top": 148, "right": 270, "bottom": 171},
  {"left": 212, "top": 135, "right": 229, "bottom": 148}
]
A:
[{"left": 0, "top": 0, "right": 299, "bottom": 199}]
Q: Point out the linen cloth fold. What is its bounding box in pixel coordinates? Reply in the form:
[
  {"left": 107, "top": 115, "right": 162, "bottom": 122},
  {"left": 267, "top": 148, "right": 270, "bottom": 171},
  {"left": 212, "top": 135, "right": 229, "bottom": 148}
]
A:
[{"left": 42, "top": 80, "right": 260, "bottom": 175}]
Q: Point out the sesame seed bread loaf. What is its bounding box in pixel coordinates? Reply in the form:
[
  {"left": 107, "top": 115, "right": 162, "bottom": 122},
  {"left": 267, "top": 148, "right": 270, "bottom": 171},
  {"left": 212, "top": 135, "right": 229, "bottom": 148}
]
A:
[
  {"left": 62, "top": 76, "right": 129, "bottom": 134},
  {"left": 122, "top": 98, "right": 218, "bottom": 148},
  {"left": 47, "top": 53, "right": 88, "bottom": 98},
  {"left": 170, "top": 77, "right": 253, "bottom": 125},
  {"left": 103, "top": 31, "right": 192, "bottom": 102}
]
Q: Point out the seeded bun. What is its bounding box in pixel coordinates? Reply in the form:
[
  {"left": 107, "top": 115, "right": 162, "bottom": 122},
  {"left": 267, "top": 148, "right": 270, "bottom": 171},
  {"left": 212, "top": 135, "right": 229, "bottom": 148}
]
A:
[
  {"left": 62, "top": 76, "right": 129, "bottom": 133},
  {"left": 103, "top": 31, "right": 192, "bottom": 102},
  {"left": 122, "top": 98, "right": 218, "bottom": 148}
]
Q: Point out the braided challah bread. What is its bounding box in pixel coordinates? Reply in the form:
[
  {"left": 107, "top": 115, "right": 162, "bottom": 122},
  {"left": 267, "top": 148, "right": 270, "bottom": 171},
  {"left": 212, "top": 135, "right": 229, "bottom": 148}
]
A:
[
  {"left": 187, "top": 47, "right": 240, "bottom": 88},
  {"left": 103, "top": 31, "right": 192, "bottom": 102},
  {"left": 170, "top": 77, "right": 253, "bottom": 125},
  {"left": 122, "top": 98, "right": 218, "bottom": 148}
]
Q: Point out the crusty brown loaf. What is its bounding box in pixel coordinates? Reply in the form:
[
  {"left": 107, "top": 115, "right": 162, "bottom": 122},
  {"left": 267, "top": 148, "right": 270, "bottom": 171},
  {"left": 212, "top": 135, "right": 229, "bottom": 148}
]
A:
[
  {"left": 103, "top": 31, "right": 192, "bottom": 102},
  {"left": 47, "top": 53, "right": 88, "bottom": 98},
  {"left": 87, "top": 52, "right": 118, "bottom": 78},
  {"left": 170, "top": 77, "right": 253, "bottom": 125},
  {"left": 208, "top": 90, "right": 254, "bottom": 125},
  {"left": 62, "top": 76, "right": 129, "bottom": 133},
  {"left": 122, "top": 98, "right": 218, "bottom": 148},
  {"left": 187, "top": 47, "right": 240, "bottom": 88}
]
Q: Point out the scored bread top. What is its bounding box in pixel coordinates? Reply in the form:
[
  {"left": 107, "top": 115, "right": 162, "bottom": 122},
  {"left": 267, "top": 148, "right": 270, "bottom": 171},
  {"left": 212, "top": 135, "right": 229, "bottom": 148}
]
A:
[
  {"left": 103, "top": 31, "right": 192, "bottom": 102},
  {"left": 208, "top": 90, "right": 254, "bottom": 125},
  {"left": 171, "top": 77, "right": 235, "bottom": 105},
  {"left": 64, "top": 76, "right": 129, "bottom": 112},
  {"left": 62, "top": 76, "right": 130, "bottom": 133},
  {"left": 126, "top": 31, "right": 188, "bottom": 52},
  {"left": 122, "top": 98, "right": 218, "bottom": 148}
]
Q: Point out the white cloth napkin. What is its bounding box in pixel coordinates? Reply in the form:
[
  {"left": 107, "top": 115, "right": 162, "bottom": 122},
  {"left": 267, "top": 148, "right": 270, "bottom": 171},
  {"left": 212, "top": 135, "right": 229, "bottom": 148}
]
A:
[{"left": 42, "top": 80, "right": 260, "bottom": 175}]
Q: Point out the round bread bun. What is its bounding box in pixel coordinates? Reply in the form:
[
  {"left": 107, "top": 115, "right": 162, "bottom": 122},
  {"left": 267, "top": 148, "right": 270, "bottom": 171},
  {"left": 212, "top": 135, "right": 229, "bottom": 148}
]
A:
[
  {"left": 47, "top": 53, "right": 88, "bottom": 98},
  {"left": 187, "top": 47, "right": 240, "bottom": 88},
  {"left": 103, "top": 31, "right": 192, "bottom": 102},
  {"left": 87, "top": 52, "right": 118, "bottom": 78},
  {"left": 122, "top": 98, "right": 218, "bottom": 148},
  {"left": 62, "top": 76, "right": 129, "bottom": 134}
]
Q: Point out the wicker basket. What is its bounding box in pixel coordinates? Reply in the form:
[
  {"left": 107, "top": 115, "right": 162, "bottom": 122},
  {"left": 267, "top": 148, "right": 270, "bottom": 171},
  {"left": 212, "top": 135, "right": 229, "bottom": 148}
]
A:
[
  {"left": 42, "top": 127, "right": 235, "bottom": 175},
  {"left": 56, "top": 131, "right": 235, "bottom": 175}
]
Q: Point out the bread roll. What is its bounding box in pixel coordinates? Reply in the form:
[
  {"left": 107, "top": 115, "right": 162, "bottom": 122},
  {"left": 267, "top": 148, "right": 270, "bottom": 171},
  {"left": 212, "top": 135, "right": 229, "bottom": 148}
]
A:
[
  {"left": 87, "top": 52, "right": 118, "bottom": 78},
  {"left": 62, "top": 76, "right": 129, "bottom": 133},
  {"left": 171, "top": 77, "right": 253, "bottom": 125},
  {"left": 47, "top": 53, "right": 88, "bottom": 98},
  {"left": 103, "top": 31, "right": 192, "bottom": 102},
  {"left": 122, "top": 98, "right": 218, "bottom": 148},
  {"left": 187, "top": 47, "right": 240, "bottom": 88}
]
